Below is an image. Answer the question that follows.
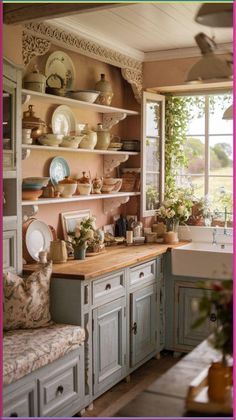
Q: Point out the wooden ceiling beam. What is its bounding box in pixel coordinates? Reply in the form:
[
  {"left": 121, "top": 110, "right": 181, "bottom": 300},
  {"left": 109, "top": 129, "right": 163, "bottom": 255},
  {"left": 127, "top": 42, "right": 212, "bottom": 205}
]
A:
[{"left": 3, "top": 3, "right": 127, "bottom": 25}]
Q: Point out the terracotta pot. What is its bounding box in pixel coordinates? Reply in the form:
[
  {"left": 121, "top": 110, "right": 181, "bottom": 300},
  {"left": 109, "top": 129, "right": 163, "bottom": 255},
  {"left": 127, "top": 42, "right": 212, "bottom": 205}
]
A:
[{"left": 208, "top": 362, "right": 230, "bottom": 403}]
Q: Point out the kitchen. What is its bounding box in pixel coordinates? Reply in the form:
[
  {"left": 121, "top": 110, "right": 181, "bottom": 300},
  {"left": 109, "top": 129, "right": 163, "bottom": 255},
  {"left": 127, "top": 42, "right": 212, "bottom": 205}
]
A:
[{"left": 2, "top": 2, "right": 233, "bottom": 418}]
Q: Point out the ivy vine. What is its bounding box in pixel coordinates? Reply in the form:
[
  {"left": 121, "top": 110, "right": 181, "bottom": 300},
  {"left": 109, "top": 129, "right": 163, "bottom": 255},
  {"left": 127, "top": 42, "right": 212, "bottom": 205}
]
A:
[{"left": 164, "top": 94, "right": 190, "bottom": 192}]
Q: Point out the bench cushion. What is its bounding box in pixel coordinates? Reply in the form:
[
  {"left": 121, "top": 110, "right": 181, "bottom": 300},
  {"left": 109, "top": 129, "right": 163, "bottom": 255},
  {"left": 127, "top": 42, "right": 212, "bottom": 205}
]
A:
[{"left": 3, "top": 323, "right": 85, "bottom": 386}]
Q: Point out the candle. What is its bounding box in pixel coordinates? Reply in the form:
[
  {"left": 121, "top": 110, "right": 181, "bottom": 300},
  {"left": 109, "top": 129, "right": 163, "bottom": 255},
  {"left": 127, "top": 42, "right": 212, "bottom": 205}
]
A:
[{"left": 126, "top": 230, "right": 133, "bottom": 244}]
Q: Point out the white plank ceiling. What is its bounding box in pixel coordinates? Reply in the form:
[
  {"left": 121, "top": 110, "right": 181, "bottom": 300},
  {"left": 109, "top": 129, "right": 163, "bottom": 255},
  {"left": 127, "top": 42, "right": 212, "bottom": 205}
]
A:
[{"left": 48, "top": 3, "right": 232, "bottom": 60}]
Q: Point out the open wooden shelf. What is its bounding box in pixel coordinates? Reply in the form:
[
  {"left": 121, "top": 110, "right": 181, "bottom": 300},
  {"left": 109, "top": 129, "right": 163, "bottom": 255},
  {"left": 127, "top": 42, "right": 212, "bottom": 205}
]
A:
[
  {"left": 21, "top": 192, "right": 140, "bottom": 206},
  {"left": 22, "top": 89, "right": 139, "bottom": 116},
  {"left": 22, "top": 144, "right": 139, "bottom": 156}
]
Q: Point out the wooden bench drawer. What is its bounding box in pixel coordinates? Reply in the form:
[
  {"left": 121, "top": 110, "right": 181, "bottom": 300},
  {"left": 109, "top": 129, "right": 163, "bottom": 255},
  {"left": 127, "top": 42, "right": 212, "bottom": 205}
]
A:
[
  {"left": 92, "top": 271, "right": 125, "bottom": 306},
  {"left": 38, "top": 356, "right": 80, "bottom": 417},
  {"left": 3, "top": 382, "right": 36, "bottom": 417},
  {"left": 129, "top": 260, "right": 156, "bottom": 289}
]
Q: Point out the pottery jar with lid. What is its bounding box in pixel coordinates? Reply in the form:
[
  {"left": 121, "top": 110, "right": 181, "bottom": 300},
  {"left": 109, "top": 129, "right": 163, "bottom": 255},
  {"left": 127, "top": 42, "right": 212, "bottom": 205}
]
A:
[
  {"left": 22, "top": 105, "right": 46, "bottom": 140},
  {"left": 23, "top": 65, "right": 46, "bottom": 93},
  {"left": 95, "top": 123, "right": 111, "bottom": 150},
  {"left": 79, "top": 124, "right": 97, "bottom": 150},
  {"left": 95, "top": 74, "right": 113, "bottom": 106},
  {"left": 76, "top": 171, "right": 92, "bottom": 195}
]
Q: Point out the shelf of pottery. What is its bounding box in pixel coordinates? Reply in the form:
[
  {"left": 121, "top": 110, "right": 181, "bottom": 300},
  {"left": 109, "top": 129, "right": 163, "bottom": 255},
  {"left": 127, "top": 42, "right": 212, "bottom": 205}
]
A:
[{"left": 21, "top": 52, "right": 141, "bottom": 213}]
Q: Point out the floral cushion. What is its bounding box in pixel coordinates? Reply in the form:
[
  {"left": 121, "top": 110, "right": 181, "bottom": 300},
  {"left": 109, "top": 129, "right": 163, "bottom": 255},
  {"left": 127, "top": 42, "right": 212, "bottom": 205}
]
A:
[
  {"left": 3, "top": 262, "right": 52, "bottom": 330},
  {"left": 3, "top": 323, "right": 85, "bottom": 385}
]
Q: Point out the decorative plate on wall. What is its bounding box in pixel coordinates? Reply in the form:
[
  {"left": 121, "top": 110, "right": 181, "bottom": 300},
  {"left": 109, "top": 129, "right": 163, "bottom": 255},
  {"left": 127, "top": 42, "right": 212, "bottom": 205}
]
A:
[
  {"left": 25, "top": 219, "right": 53, "bottom": 262},
  {"left": 49, "top": 156, "right": 70, "bottom": 186},
  {"left": 52, "top": 105, "right": 76, "bottom": 136},
  {"left": 45, "top": 51, "right": 76, "bottom": 90}
]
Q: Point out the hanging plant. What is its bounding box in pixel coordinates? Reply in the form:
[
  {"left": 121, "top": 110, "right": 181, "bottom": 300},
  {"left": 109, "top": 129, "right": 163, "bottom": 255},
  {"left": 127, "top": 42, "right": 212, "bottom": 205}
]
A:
[{"left": 164, "top": 94, "right": 191, "bottom": 192}]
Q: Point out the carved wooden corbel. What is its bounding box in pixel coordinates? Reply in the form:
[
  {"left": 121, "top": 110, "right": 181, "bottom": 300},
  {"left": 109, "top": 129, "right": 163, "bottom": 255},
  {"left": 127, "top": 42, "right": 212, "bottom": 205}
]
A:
[
  {"left": 22, "top": 31, "right": 51, "bottom": 66},
  {"left": 121, "top": 68, "right": 143, "bottom": 104},
  {"left": 102, "top": 112, "right": 127, "bottom": 130}
]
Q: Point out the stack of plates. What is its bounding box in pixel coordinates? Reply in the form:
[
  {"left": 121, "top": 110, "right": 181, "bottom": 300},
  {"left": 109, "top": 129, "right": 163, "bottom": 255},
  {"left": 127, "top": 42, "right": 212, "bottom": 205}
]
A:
[{"left": 108, "top": 142, "right": 123, "bottom": 151}]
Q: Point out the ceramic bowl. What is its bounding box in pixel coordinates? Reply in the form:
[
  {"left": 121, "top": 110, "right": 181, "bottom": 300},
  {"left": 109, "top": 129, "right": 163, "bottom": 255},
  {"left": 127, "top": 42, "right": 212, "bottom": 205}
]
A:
[
  {"left": 22, "top": 189, "right": 43, "bottom": 201},
  {"left": 60, "top": 135, "right": 84, "bottom": 149},
  {"left": 38, "top": 134, "right": 63, "bottom": 147},
  {"left": 77, "top": 183, "right": 92, "bottom": 195},
  {"left": 69, "top": 90, "right": 100, "bottom": 103},
  {"left": 58, "top": 182, "right": 77, "bottom": 198},
  {"left": 23, "top": 177, "right": 50, "bottom": 188}
]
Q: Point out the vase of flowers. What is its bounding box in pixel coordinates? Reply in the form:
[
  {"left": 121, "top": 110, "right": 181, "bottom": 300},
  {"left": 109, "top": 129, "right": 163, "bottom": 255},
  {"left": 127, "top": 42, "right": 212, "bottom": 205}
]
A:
[
  {"left": 68, "top": 216, "right": 96, "bottom": 260},
  {"left": 156, "top": 188, "right": 193, "bottom": 243}
]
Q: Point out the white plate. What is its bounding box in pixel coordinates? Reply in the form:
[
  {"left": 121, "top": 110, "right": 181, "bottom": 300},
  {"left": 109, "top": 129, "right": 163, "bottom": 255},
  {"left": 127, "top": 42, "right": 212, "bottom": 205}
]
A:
[
  {"left": 26, "top": 220, "right": 53, "bottom": 261},
  {"left": 52, "top": 105, "right": 76, "bottom": 136},
  {"left": 45, "top": 51, "right": 76, "bottom": 90}
]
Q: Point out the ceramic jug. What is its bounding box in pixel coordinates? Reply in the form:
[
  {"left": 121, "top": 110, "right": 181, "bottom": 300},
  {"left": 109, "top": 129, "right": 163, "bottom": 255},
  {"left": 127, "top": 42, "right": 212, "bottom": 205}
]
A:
[
  {"left": 95, "top": 123, "right": 111, "bottom": 150},
  {"left": 79, "top": 124, "right": 97, "bottom": 149},
  {"left": 48, "top": 240, "right": 67, "bottom": 264}
]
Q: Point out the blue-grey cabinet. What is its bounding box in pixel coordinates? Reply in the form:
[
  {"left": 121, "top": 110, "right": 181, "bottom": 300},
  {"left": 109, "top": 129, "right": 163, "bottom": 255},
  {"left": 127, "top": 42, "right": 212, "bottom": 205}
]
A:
[
  {"left": 176, "top": 282, "right": 217, "bottom": 350},
  {"left": 92, "top": 297, "right": 126, "bottom": 396},
  {"left": 130, "top": 284, "right": 157, "bottom": 367}
]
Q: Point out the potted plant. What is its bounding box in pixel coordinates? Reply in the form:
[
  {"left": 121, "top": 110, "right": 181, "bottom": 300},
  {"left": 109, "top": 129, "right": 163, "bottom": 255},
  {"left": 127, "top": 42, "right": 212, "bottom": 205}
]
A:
[
  {"left": 156, "top": 188, "right": 193, "bottom": 243},
  {"left": 68, "top": 216, "right": 96, "bottom": 260}
]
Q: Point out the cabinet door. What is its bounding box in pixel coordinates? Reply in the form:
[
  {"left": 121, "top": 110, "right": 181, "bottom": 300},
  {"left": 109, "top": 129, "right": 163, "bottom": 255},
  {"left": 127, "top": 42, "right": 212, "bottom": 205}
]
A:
[
  {"left": 141, "top": 91, "right": 165, "bottom": 217},
  {"left": 176, "top": 283, "right": 217, "bottom": 349},
  {"left": 3, "top": 230, "right": 17, "bottom": 272},
  {"left": 93, "top": 297, "right": 126, "bottom": 396},
  {"left": 130, "top": 284, "right": 157, "bottom": 367},
  {"left": 4, "top": 382, "right": 37, "bottom": 417}
]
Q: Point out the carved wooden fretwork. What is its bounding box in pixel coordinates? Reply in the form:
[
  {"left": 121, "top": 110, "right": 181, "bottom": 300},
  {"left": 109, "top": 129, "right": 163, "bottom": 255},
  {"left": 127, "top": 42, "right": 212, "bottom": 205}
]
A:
[
  {"left": 103, "top": 196, "right": 130, "bottom": 214},
  {"left": 22, "top": 31, "right": 51, "bottom": 66},
  {"left": 121, "top": 68, "right": 143, "bottom": 103},
  {"left": 23, "top": 22, "right": 143, "bottom": 102},
  {"left": 104, "top": 154, "right": 129, "bottom": 175},
  {"left": 102, "top": 112, "right": 126, "bottom": 130}
]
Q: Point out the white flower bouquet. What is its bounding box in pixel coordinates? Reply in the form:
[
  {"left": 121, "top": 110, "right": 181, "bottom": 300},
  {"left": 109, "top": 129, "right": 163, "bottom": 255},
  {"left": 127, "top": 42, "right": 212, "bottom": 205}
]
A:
[
  {"left": 157, "top": 188, "right": 193, "bottom": 230},
  {"left": 68, "top": 216, "right": 96, "bottom": 249}
]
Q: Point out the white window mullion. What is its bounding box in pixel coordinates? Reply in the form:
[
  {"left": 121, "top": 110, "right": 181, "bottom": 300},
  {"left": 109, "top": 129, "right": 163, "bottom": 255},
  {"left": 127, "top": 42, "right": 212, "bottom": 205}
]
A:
[{"left": 205, "top": 96, "right": 209, "bottom": 195}]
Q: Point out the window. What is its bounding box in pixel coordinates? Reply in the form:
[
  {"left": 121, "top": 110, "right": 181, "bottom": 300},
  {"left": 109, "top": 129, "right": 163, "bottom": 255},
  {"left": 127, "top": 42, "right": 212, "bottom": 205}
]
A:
[{"left": 176, "top": 92, "right": 233, "bottom": 219}]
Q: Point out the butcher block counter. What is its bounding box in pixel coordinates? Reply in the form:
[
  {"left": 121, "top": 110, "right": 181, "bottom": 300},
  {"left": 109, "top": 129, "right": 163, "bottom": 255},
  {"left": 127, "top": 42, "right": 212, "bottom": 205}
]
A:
[{"left": 23, "top": 242, "right": 187, "bottom": 280}]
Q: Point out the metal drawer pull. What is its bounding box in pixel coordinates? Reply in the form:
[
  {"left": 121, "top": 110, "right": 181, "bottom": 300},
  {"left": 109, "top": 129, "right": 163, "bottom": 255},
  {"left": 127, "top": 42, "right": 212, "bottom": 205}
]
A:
[
  {"left": 209, "top": 313, "right": 217, "bottom": 322},
  {"left": 10, "top": 413, "right": 18, "bottom": 417},
  {"left": 131, "top": 322, "right": 137, "bottom": 335},
  {"left": 105, "top": 283, "right": 111, "bottom": 290},
  {"left": 56, "top": 385, "right": 64, "bottom": 395},
  {"left": 139, "top": 272, "right": 144, "bottom": 278}
]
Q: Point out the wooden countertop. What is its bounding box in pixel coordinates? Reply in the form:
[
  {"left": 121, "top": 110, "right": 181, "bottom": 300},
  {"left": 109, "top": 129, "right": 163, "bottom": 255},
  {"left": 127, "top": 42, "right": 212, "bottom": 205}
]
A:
[{"left": 23, "top": 242, "right": 187, "bottom": 280}]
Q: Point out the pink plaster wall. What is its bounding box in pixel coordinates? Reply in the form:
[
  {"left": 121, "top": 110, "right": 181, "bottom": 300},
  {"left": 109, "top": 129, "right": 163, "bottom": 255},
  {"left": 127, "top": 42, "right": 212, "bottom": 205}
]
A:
[{"left": 3, "top": 24, "right": 23, "bottom": 66}]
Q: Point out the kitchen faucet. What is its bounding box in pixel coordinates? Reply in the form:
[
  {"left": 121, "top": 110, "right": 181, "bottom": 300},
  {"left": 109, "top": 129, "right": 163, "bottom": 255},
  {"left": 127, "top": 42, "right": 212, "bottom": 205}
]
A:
[
  {"left": 212, "top": 228, "right": 217, "bottom": 245},
  {"left": 224, "top": 207, "right": 227, "bottom": 235}
]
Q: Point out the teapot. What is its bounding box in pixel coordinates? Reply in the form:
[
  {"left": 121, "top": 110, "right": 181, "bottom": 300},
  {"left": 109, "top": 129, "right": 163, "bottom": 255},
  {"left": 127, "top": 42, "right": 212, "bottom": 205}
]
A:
[
  {"left": 92, "top": 176, "right": 103, "bottom": 194},
  {"left": 48, "top": 240, "right": 67, "bottom": 264}
]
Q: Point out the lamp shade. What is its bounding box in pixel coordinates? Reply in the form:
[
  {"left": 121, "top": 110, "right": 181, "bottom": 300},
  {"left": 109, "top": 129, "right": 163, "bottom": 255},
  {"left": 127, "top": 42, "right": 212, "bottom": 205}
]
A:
[
  {"left": 195, "top": 4, "right": 233, "bottom": 28},
  {"left": 186, "top": 53, "right": 232, "bottom": 84},
  {"left": 222, "top": 105, "right": 233, "bottom": 120}
]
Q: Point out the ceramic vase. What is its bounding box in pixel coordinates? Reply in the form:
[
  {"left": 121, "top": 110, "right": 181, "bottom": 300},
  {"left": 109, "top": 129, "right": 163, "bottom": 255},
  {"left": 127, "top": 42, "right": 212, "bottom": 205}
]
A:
[
  {"left": 163, "top": 220, "right": 179, "bottom": 244},
  {"left": 208, "top": 361, "right": 230, "bottom": 403},
  {"left": 74, "top": 247, "right": 86, "bottom": 260},
  {"left": 95, "top": 74, "right": 113, "bottom": 106}
]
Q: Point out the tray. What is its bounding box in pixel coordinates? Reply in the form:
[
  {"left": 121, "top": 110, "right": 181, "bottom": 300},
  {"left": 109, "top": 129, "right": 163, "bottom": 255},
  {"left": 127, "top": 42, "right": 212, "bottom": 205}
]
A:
[{"left": 186, "top": 367, "right": 233, "bottom": 415}]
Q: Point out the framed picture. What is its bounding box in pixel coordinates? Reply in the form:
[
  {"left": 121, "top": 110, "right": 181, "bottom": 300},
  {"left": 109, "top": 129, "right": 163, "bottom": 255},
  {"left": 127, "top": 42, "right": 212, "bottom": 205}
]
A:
[
  {"left": 103, "top": 224, "right": 115, "bottom": 236},
  {"left": 60, "top": 209, "right": 91, "bottom": 241}
]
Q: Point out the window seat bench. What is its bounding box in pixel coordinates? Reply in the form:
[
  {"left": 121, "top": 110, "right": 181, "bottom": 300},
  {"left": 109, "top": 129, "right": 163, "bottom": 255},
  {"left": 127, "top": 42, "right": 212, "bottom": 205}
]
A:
[{"left": 3, "top": 323, "right": 86, "bottom": 417}]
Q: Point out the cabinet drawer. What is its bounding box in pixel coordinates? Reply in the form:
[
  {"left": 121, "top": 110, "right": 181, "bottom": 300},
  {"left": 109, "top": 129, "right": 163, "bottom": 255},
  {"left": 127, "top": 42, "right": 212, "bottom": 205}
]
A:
[
  {"left": 129, "top": 260, "right": 156, "bottom": 289},
  {"left": 3, "top": 230, "right": 17, "bottom": 272},
  {"left": 4, "top": 382, "right": 36, "bottom": 417},
  {"left": 38, "top": 357, "right": 80, "bottom": 417},
  {"left": 92, "top": 271, "right": 125, "bottom": 306}
]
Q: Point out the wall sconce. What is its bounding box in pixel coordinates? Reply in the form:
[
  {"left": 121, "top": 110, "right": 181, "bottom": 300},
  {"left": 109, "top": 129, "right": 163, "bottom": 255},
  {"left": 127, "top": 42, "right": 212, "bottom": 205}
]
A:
[
  {"left": 186, "top": 33, "right": 232, "bottom": 84},
  {"left": 195, "top": 3, "right": 233, "bottom": 28}
]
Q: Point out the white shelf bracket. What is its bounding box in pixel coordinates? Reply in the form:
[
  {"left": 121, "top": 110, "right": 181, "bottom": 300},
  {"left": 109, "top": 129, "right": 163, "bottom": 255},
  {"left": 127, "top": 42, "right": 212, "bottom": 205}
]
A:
[
  {"left": 103, "top": 196, "right": 130, "bottom": 214},
  {"left": 102, "top": 112, "right": 127, "bottom": 130},
  {"left": 104, "top": 154, "right": 129, "bottom": 175},
  {"left": 22, "top": 205, "right": 38, "bottom": 222}
]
